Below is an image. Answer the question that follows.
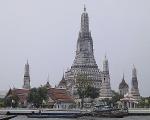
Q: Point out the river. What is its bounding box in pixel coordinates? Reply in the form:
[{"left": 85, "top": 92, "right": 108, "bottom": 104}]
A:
[{"left": 11, "top": 116, "right": 150, "bottom": 120}]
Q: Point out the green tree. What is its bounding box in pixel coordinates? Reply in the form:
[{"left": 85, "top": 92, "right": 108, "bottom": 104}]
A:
[
  {"left": 111, "top": 90, "right": 123, "bottom": 107},
  {"left": 4, "top": 93, "right": 19, "bottom": 108},
  {"left": 76, "top": 73, "right": 92, "bottom": 109},
  {"left": 138, "top": 97, "right": 150, "bottom": 108},
  {"left": 28, "top": 86, "right": 48, "bottom": 108},
  {"left": 0, "top": 98, "right": 4, "bottom": 107},
  {"left": 85, "top": 86, "right": 99, "bottom": 99}
]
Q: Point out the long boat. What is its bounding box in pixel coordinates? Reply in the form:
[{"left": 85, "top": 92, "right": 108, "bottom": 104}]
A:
[
  {"left": 27, "top": 109, "right": 82, "bottom": 118},
  {"left": 27, "top": 114, "right": 79, "bottom": 118}
]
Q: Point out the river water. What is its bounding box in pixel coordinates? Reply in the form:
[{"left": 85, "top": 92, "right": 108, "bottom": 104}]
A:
[{"left": 11, "top": 116, "right": 150, "bottom": 120}]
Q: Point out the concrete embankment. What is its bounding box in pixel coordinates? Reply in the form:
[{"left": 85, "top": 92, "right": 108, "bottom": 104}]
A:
[
  {"left": 0, "top": 108, "right": 150, "bottom": 116},
  {"left": 128, "top": 108, "right": 150, "bottom": 115},
  {"left": 0, "top": 109, "right": 39, "bottom": 115}
]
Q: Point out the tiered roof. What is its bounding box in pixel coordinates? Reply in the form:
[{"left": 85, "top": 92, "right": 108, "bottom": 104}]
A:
[
  {"left": 119, "top": 75, "right": 129, "bottom": 89},
  {"left": 48, "top": 88, "right": 74, "bottom": 103}
]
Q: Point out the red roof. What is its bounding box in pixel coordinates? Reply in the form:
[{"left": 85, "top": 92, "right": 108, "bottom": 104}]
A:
[
  {"left": 48, "top": 88, "right": 74, "bottom": 103},
  {"left": 6, "top": 88, "right": 74, "bottom": 104},
  {"left": 6, "top": 88, "right": 29, "bottom": 103},
  {"left": 13, "top": 88, "right": 29, "bottom": 95}
]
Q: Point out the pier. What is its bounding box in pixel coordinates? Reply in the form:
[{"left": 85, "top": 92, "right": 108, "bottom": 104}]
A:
[
  {"left": 0, "top": 108, "right": 150, "bottom": 117},
  {"left": 128, "top": 108, "right": 150, "bottom": 115}
]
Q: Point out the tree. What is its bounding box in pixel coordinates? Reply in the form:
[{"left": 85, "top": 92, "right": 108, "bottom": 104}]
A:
[
  {"left": 4, "top": 93, "right": 19, "bottom": 108},
  {"left": 76, "top": 73, "right": 92, "bottom": 108},
  {"left": 85, "top": 86, "right": 99, "bottom": 99},
  {"left": 138, "top": 97, "right": 150, "bottom": 108},
  {"left": 27, "top": 86, "right": 48, "bottom": 108},
  {"left": 0, "top": 98, "right": 4, "bottom": 107},
  {"left": 111, "top": 90, "right": 123, "bottom": 107}
]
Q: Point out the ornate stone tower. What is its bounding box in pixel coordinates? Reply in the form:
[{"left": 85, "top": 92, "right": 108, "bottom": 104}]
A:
[
  {"left": 119, "top": 74, "right": 129, "bottom": 96},
  {"left": 65, "top": 7, "right": 101, "bottom": 95},
  {"left": 99, "top": 56, "right": 112, "bottom": 99},
  {"left": 23, "top": 61, "right": 31, "bottom": 89},
  {"left": 130, "top": 65, "right": 140, "bottom": 100}
]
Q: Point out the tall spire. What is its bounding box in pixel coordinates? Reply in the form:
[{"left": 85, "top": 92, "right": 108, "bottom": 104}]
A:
[
  {"left": 27, "top": 59, "right": 29, "bottom": 65},
  {"left": 23, "top": 61, "right": 30, "bottom": 89},
  {"left": 81, "top": 5, "right": 89, "bottom": 33},
  {"left": 47, "top": 73, "right": 50, "bottom": 82},
  {"left": 122, "top": 73, "right": 125, "bottom": 82},
  {"left": 84, "top": 4, "right": 86, "bottom": 12},
  {"left": 103, "top": 55, "right": 109, "bottom": 74},
  {"left": 25, "top": 60, "right": 29, "bottom": 76},
  {"left": 65, "top": 6, "right": 101, "bottom": 96},
  {"left": 62, "top": 73, "right": 65, "bottom": 80},
  {"left": 45, "top": 74, "right": 51, "bottom": 88},
  {"left": 131, "top": 65, "right": 140, "bottom": 99},
  {"left": 100, "top": 55, "right": 112, "bottom": 99},
  {"left": 131, "top": 65, "right": 138, "bottom": 88},
  {"left": 132, "top": 64, "right": 137, "bottom": 78},
  {"left": 73, "top": 6, "right": 97, "bottom": 68}
]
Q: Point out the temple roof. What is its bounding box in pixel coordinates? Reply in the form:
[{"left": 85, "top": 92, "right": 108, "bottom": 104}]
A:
[
  {"left": 119, "top": 75, "right": 129, "bottom": 89},
  {"left": 58, "top": 75, "right": 66, "bottom": 87},
  {"left": 45, "top": 81, "right": 51, "bottom": 88},
  {"left": 47, "top": 88, "right": 74, "bottom": 103},
  {"left": 6, "top": 88, "right": 29, "bottom": 103}
]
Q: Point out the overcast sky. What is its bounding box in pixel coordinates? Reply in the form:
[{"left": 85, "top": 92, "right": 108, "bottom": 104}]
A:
[{"left": 0, "top": 0, "right": 150, "bottom": 96}]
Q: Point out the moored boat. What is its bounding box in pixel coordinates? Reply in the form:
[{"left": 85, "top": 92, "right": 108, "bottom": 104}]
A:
[
  {"left": 91, "top": 105, "right": 128, "bottom": 118},
  {"left": 27, "top": 109, "right": 82, "bottom": 118},
  {"left": 27, "top": 114, "right": 79, "bottom": 118}
]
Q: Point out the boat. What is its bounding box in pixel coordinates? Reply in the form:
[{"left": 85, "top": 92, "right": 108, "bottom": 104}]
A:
[
  {"left": 91, "top": 105, "right": 128, "bottom": 118},
  {"left": 27, "top": 109, "right": 82, "bottom": 118},
  {"left": 27, "top": 114, "right": 79, "bottom": 118}
]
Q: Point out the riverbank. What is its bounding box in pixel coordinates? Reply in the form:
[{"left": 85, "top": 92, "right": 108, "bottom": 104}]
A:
[
  {"left": 11, "top": 115, "right": 150, "bottom": 120},
  {"left": 1, "top": 108, "right": 150, "bottom": 116}
]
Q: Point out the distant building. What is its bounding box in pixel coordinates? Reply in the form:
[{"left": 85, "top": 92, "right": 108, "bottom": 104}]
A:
[
  {"left": 47, "top": 88, "right": 74, "bottom": 109},
  {"left": 119, "top": 74, "right": 129, "bottom": 96},
  {"left": 119, "top": 66, "right": 141, "bottom": 108},
  {"left": 5, "top": 87, "right": 74, "bottom": 109},
  {"left": 130, "top": 66, "right": 140, "bottom": 100},
  {"left": 120, "top": 93, "right": 139, "bottom": 108},
  {"left": 23, "top": 61, "right": 31, "bottom": 89},
  {"left": 5, "top": 88, "right": 29, "bottom": 107}
]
